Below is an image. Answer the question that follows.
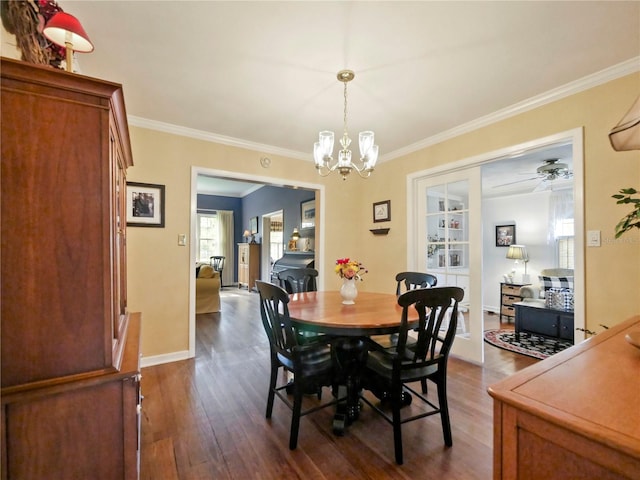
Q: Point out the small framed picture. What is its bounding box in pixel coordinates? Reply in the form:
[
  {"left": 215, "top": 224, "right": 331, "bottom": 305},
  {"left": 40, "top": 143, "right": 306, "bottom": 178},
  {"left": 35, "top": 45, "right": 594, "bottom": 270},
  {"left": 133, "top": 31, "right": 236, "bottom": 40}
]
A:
[
  {"left": 495, "top": 224, "right": 515, "bottom": 247},
  {"left": 300, "top": 199, "right": 315, "bottom": 229},
  {"left": 250, "top": 216, "right": 259, "bottom": 235},
  {"left": 126, "top": 182, "right": 165, "bottom": 227},
  {"left": 373, "top": 200, "right": 391, "bottom": 223}
]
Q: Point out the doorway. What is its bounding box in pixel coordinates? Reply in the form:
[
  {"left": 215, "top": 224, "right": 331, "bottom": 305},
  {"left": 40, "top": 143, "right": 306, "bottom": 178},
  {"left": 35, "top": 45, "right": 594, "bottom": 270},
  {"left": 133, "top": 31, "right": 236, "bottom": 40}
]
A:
[
  {"left": 408, "top": 129, "right": 585, "bottom": 365},
  {"left": 188, "top": 167, "right": 325, "bottom": 359},
  {"left": 260, "top": 211, "right": 283, "bottom": 283}
]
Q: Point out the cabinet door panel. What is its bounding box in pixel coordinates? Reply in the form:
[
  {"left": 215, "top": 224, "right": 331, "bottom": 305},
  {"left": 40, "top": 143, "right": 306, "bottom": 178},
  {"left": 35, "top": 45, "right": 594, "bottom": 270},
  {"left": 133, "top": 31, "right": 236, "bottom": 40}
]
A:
[{"left": 518, "top": 308, "right": 559, "bottom": 337}]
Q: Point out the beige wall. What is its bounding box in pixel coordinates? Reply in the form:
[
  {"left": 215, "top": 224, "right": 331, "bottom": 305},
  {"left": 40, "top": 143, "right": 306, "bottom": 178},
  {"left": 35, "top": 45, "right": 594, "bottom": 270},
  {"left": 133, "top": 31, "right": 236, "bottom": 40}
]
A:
[{"left": 128, "top": 72, "right": 638, "bottom": 360}]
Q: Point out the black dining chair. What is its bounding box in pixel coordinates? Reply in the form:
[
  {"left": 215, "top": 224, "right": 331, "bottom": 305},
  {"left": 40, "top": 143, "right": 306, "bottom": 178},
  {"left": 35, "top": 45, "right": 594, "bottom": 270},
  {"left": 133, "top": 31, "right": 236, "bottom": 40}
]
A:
[
  {"left": 395, "top": 271, "right": 438, "bottom": 295},
  {"left": 277, "top": 267, "right": 318, "bottom": 294},
  {"left": 361, "top": 286, "right": 465, "bottom": 465},
  {"left": 209, "top": 256, "right": 225, "bottom": 286},
  {"left": 256, "top": 280, "right": 340, "bottom": 450},
  {"left": 394, "top": 271, "right": 439, "bottom": 393}
]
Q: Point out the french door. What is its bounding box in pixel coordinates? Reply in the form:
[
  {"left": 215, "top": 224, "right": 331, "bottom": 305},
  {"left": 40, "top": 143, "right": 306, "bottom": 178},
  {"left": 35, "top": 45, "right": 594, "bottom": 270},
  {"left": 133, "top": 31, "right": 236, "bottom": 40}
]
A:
[{"left": 413, "top": 167, "right": 483, "bottom": 364}]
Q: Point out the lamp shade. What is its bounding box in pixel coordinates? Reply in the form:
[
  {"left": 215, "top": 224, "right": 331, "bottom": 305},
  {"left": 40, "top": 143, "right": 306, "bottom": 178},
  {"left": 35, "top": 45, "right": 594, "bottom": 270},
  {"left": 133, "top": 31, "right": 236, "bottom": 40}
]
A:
[
  {"left": 506, "top": 244, "right": 528, "bottom": 261},
  {"left": 43, "top": 12, "right": 94, "bottom": 53},
  {"left": 243, "top": 229, "right": 251, "bottom": 237},
  {"left": 609, "top": 94, "right": 640, "bottom": 151}
]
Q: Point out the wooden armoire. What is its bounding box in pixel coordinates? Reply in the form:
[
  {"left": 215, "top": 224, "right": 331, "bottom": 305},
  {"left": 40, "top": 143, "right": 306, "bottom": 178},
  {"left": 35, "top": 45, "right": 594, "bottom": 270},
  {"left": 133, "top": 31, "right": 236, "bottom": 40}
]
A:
[{"left": 1, "top": 57, "right": 141, "bottom": 479}]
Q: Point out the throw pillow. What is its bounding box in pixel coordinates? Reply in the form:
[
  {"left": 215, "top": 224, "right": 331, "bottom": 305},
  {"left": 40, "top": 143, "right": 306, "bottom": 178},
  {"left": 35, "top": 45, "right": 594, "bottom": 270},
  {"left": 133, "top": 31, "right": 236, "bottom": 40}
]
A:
[
  {"left": 198, "top": 265, "right": 215, "bottom": 278},
  {"left": 539, "top": 275, "right": 574, "bottom": 292},
  {"left": 544, "top": 287, "right": 575, "bottom": 311}
]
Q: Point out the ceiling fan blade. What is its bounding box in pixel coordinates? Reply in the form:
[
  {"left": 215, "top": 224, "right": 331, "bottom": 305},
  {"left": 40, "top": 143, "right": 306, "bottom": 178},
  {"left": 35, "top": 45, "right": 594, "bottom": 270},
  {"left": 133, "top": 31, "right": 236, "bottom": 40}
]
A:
[
  {"left": 492, "top": 176, "right": 540, "bottom": 188},
  {"left": 533, "top": 179, "right": 549, "bottom": 192}
]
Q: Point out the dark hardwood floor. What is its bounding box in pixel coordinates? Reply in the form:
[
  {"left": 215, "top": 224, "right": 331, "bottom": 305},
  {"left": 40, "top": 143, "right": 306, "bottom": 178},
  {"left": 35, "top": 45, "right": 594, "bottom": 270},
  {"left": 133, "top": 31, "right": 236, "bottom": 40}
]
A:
[{"left": 140, "top": 289, "right": 536, "bottom": 479}]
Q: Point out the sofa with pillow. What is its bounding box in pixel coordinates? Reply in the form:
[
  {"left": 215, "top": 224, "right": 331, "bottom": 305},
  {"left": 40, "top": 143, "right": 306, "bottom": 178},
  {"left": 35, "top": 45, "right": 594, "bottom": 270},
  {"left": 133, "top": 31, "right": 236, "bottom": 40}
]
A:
[
  {"left": 196, "top": 264, "right": 221, "bottom": 313},
  {"left": 520, "top": 268, "right": 574, "bottom": 310}
]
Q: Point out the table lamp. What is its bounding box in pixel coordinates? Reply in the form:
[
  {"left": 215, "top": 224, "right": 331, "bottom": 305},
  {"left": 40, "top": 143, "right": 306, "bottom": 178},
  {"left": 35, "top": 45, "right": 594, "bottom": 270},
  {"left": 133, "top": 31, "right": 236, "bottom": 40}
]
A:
[
  {"left": 506, "top": 244, "right": 529, "bottom": 283},
  {"left": 42, "top": 12, "right": 94, "bottom": 72}
]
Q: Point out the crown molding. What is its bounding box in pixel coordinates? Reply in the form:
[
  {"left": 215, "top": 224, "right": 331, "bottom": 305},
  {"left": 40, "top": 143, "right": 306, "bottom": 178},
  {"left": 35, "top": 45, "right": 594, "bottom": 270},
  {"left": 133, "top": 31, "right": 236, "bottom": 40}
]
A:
[
  {"left": 127, "top": 116, "right": 310, "bottom": 161},
  {"left": 128, "top": 56, "right": 639, "bottom": 164},
  {"left": 382, "top": 56, "right": 640, "bottom": 162}
]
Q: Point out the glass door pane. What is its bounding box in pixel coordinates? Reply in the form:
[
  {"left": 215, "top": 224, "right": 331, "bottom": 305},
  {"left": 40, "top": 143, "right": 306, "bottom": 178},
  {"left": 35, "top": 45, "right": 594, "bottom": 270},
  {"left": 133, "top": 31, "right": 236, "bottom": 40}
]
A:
[{"left": 416, "top": 168, "right": 482, "bottom": 364}]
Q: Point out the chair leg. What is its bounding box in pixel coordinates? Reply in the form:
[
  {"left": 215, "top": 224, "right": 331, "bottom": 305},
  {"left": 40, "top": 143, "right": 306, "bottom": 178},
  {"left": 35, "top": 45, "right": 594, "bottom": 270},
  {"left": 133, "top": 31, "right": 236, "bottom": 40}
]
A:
[
  {"left": 420, "top": 378, "right": 428, "bottom": 394},
  {"left": 266, "top": 363, "right": 278, "bottom": 418},
  {"left": 436, "top": 376, "right": 453, "bottom": 447},
  {"left": 392, "top": 386, "right": 404, "bottom": 465},
  {"left": 289, "top": 387, "right": 304, "bottom": 450}
]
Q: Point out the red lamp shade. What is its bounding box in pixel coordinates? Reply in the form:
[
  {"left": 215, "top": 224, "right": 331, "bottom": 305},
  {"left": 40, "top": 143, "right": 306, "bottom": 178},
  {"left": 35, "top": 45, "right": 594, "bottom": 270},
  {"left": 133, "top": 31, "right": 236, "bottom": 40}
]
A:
[{"left": 43, "top": 12, "right": 94, "bottom": 53}]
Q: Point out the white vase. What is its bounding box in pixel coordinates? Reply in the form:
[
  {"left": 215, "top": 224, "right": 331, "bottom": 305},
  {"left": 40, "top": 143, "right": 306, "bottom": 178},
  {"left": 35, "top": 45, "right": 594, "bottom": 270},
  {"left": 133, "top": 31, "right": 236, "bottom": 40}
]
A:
[{"left": 340, "top": 278, "right": 358, "bottom": 305}]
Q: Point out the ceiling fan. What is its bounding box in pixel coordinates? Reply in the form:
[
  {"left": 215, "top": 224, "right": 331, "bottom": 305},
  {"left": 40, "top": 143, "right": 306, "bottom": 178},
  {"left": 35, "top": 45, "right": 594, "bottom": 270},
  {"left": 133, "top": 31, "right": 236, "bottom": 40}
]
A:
[{"left": 493, "top": 158, "right": 573, "bottom": 192}]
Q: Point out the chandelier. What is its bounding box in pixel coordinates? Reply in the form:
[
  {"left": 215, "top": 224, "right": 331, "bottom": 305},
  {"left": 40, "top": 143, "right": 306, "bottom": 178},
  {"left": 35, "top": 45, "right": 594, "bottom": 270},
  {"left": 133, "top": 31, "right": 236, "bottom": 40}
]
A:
[{"left": 313, "top": 70, "right": 379, "bottom": 180}]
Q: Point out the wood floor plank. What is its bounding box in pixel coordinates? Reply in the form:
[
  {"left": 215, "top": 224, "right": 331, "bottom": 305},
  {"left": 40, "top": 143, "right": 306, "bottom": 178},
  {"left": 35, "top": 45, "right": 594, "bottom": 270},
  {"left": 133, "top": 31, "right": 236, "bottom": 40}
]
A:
[{"left": 140, "top": 289, "right": 537, "bottom": 479}]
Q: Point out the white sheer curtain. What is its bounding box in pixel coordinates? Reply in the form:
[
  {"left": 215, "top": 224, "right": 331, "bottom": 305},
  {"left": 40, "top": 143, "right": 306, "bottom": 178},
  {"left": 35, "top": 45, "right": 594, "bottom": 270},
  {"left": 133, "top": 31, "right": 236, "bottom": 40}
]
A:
[
  {"left": 548, "top": 190, "right": 574, "bottom": 241},
  {"left": 216, "top": 210, "right": 234, "bottom": 287}
]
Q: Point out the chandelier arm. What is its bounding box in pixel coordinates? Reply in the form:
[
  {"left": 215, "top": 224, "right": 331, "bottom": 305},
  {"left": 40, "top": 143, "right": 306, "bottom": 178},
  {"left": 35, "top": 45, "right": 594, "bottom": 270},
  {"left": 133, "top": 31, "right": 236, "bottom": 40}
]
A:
[{"left": 350, "top": 161, "right": 374, "bottom": 179}]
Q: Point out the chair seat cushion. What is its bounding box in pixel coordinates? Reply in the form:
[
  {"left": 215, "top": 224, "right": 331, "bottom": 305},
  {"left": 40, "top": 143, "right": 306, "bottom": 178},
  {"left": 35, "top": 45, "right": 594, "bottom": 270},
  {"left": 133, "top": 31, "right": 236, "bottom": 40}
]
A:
[
  {"left": 366, "top": 349, "right": 439, "bottom": 382},
  {"left": 277, "top": 345, "right": 332, "bottom": 377}
]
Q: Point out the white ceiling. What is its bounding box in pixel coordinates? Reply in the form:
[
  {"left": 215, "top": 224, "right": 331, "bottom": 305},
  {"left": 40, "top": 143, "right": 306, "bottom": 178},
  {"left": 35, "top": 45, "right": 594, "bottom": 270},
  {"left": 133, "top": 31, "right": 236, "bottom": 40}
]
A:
[{"left": 64, "top": 1, "right": 639, "bottom": 193}]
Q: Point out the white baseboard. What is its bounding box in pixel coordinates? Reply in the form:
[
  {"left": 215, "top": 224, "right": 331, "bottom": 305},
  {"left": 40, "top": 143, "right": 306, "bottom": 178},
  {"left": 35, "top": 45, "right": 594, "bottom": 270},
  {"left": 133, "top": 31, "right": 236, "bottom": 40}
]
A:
[{"left": 141, "top": 350, "right": 192, "bottom": 368}]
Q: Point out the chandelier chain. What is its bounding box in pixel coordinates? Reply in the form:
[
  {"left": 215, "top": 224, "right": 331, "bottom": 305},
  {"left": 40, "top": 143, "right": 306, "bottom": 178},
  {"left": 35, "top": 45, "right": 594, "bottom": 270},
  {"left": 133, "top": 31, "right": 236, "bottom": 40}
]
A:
[{"left": 343, "top": 80, "right": 348, "bottom": 137}]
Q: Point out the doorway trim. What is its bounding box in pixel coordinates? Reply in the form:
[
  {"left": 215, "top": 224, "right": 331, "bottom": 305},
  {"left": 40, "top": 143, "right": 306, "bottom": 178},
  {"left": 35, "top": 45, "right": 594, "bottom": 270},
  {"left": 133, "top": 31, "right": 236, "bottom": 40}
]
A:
[
  {"left": 189, "top": 167, "right": 325, "bottom": 359},
  {"left": 406, "top": 128, "right": 585, "bottom": 363}
]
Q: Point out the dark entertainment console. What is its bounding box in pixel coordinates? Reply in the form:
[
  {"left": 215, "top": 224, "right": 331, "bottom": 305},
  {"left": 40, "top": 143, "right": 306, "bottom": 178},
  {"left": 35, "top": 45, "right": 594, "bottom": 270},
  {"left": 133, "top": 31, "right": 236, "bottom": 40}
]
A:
[{"left": 513, "top": 301, "right": 574, "bottom": 343}]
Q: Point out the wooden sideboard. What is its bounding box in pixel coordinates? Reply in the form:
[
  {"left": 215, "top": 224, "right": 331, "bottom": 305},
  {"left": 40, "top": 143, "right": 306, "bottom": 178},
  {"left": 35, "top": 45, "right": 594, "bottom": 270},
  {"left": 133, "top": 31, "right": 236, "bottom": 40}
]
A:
[
  {"left": 488, "top": 315, "right": 640, "bottom": 479},
  {"left": 1, "top": 57, "right": 140, "bottom": 479}
]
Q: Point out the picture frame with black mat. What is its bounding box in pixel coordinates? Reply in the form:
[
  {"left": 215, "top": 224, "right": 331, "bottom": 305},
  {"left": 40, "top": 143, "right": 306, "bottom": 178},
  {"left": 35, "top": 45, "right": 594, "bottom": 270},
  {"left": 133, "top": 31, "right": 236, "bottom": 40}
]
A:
[
  {"left": 495, "top": 224, "right": 515, "bottom": 247},
  {"left": 126, "top": 182, "right": 165, "bottom": 227}
]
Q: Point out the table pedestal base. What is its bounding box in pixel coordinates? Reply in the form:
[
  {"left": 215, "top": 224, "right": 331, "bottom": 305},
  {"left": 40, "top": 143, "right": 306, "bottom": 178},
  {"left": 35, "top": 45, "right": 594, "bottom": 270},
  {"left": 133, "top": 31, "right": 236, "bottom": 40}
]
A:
[{"left": 332, "top": 337, "right": 367, "bottom": 435}]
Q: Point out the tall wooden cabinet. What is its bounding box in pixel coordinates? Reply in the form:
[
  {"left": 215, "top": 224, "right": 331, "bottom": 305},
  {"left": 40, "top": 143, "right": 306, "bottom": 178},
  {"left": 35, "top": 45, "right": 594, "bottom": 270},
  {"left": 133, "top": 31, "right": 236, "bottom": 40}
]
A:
[
  {"left": 1, "top": 58, "right": 141, "bottom": 479},
  {"left": 238, "top": 242, "right": 260, "bottom": 290}
]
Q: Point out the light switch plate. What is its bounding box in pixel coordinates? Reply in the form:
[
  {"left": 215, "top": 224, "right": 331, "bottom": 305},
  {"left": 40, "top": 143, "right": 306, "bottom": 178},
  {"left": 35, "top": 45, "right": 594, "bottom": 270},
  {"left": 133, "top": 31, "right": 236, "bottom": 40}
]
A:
[
  {"left": 586, "top": 230, "right": 600, "bottom": 247},
  {"left": 178, "top": 234, "right": 187, "bottom": 246}
]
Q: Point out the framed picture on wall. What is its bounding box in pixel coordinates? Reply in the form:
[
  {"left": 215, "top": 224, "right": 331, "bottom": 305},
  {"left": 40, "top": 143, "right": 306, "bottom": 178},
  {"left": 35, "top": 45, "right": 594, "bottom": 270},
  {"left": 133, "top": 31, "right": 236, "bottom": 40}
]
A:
[
  {"left": 495, "top": 224, "right": 515, "bottom": 247},
  {"left": 373, "top": 200, "right": 391, "bottom": 222},
  {"left": 250, "top": 216, "right": 259, "bottom": 234},
  {"left": 300, "top": 199, "right": 315, "bottom": 229},
  {"left": 126, "top": 182, "right": 165, "bottom": 227}
]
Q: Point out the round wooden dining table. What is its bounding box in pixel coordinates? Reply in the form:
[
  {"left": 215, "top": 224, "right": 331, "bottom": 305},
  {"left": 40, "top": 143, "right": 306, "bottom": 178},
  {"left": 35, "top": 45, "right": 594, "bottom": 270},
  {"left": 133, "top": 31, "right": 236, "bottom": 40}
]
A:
[
  {"left": 287, "top": 290, "right": 415, "bottom": 434},
  {"left": 287, "top": 290, "right": 411, "bottom": 335}
]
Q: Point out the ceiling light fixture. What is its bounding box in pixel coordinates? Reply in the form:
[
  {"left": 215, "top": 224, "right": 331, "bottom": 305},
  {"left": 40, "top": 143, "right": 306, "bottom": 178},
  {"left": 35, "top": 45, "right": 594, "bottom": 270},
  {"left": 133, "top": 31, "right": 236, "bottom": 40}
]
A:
[{"left": 314, "top": 70, "right": 379, "bottom": 180}]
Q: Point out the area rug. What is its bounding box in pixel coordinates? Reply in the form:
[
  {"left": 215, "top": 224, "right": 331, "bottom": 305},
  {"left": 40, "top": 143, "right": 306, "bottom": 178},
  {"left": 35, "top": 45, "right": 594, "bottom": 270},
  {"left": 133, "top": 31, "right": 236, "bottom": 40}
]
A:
[{"left": 483, "top": 329, "right": 573, "bottom": 360}]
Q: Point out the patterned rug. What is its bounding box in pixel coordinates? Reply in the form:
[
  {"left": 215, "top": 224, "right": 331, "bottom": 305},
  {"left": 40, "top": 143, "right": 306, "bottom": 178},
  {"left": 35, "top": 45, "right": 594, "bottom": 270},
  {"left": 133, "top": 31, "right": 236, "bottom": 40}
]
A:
[{"left": 483, "top": 329, "right": 573, "bottom": 360}]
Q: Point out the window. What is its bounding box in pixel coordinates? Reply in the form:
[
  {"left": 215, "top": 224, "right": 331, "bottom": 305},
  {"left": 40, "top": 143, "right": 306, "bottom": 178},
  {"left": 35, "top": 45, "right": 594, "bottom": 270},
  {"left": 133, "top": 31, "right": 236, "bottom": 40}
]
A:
[
  {"left": 555, "top": 218, "right": 574, "bottom": 269},
  {"left": 197, "top": 213, "right": 218, "bottom": 262},
  {"left": 269, "top": 218, "right": 283, "bottom": 263}
]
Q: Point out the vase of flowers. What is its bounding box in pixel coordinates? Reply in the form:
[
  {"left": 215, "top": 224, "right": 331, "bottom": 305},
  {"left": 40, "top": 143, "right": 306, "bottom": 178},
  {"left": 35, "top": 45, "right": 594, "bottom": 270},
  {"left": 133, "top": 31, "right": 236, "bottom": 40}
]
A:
[{"left": 335, "top": 258, "right": 367, "bottom": 305}]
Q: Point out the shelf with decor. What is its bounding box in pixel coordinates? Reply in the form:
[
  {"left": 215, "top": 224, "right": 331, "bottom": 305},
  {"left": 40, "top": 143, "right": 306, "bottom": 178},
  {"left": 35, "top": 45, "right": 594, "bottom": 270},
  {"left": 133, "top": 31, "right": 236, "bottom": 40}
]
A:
[{"left": 426, "top": 194, "right": 469, "bottom": 271}]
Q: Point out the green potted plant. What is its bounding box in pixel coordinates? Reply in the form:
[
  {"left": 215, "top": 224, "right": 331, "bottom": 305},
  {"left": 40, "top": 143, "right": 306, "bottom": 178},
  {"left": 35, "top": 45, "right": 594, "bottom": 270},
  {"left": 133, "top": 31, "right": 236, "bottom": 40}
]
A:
[{"left": 612, "top": 187, "right": 640, "bottom": 238}]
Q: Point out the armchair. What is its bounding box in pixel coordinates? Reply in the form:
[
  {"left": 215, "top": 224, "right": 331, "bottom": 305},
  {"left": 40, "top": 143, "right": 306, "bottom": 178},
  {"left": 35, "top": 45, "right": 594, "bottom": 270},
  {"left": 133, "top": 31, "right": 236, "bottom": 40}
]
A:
[{"left": 196, "top": 265, "right": 221, "bottom": 313}]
